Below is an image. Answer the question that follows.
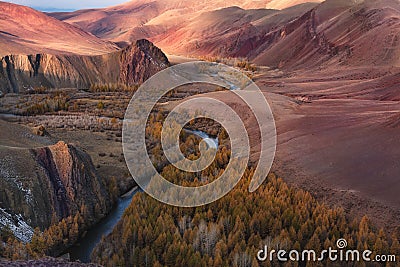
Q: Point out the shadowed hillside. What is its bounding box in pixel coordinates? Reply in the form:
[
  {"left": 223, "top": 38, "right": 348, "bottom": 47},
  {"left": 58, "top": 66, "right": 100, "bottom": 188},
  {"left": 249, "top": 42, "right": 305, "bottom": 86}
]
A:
[{"left": 0, "top": 39, "right": 170, "bottom": 93}]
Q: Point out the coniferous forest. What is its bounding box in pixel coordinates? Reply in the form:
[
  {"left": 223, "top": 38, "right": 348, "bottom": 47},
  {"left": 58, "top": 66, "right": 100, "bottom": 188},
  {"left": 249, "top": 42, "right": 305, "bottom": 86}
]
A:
[{"left": 90, "top": 114, "right": 399, "bottom": 267}]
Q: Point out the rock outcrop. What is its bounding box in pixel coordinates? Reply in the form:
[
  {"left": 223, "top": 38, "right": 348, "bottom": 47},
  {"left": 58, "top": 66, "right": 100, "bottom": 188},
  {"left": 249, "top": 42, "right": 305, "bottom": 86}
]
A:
[
  {"left": 119, "top": 39, "right": 169, "bottom": 85},
  {"left": 32, "top": 141, "right": 111, "bottom": 223},
  {"left": 0, "top": 39, "right": 170, "bottom": 93},
  {"left": 32, "top": 125, "right": 48, "bottom": 137},
  {"left": 0, "top": 120, "right": 112, "bottom": 242}
]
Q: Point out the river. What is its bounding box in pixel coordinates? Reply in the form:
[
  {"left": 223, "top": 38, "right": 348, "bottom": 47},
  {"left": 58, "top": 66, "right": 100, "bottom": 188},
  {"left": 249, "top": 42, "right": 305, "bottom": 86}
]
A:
[
  {"left": 64, "top": 187, "right": 138, "bottom": 263},
  {"left": 63, "top": 129, "right": 217, "bottom": 263},
  {"left": 184, "top": 129, "right": 219, "bottom": 149}
]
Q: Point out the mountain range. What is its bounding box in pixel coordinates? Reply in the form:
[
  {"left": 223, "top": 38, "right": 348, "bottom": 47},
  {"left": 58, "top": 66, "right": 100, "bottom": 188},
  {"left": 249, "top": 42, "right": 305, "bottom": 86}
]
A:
[
  {"left": 50, "top": 0, "right": 400, "bottom": 69},
  {"left": 0, "top": 0, "right": 398, "bottom": 72}
]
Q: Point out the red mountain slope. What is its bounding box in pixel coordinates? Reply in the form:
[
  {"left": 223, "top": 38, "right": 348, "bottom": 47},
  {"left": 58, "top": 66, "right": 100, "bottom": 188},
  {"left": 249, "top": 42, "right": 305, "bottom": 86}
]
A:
[{"left": 0, "top": 1, "right": 118, "bottom": 56}]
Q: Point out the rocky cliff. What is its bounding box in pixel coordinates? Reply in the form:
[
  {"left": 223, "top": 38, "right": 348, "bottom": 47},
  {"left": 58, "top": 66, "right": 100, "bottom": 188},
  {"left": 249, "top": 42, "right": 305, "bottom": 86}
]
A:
[
  {"left": 0, "top": 39, "right": 170, "bottom": 93},
  {"left": 0, "top": 120, "right": 112, "bottom": 243},
  {"left": 119, "top": 39, "right": 169, "bottom": 85},
  {"left": 33, "top": 141, "right": 111, "bottom": 224}
]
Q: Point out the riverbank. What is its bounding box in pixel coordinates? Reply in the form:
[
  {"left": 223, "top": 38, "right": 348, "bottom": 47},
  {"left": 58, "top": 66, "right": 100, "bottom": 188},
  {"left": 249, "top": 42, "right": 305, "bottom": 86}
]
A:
[{"left": 63, "top": 186, "right": 139, "bottom": 263}]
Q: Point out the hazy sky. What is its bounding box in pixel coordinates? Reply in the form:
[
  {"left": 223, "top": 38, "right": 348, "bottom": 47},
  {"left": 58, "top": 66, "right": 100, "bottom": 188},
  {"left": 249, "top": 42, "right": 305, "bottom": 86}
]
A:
[{"left": 2, "top": 0, "right": 129, "bottom": 11}]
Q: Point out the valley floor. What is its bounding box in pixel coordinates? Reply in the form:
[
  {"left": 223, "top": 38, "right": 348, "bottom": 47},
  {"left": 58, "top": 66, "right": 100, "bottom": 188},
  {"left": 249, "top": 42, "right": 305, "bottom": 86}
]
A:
[{"left": 251, "top": 66, "right": 400, "bottom": 231}]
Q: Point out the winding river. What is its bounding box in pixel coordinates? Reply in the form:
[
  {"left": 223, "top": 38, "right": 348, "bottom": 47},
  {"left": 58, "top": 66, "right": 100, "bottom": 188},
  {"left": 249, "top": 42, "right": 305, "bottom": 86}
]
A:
[
  {"left": 185, "top": 129, "right": 219, "bottom": 149},
  {"left": 64, "top": 129, "right": 218, "bottom": 263},
  {"left": 64, "top": 187, "right": 138, "bottom": 263}
]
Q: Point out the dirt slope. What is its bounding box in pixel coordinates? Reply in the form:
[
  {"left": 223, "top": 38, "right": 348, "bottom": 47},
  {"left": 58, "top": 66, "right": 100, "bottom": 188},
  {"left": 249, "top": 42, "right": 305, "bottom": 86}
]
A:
[
  {"left": 0, "top": 1, "right": 118, "bottom": 56},
  {"left": 153, "top": 4, "right": 319, "bottom": 57},
  {"left": 50, "top": 0, "right": 319, "bottom": 49},
  {"left": 253, "top": 0, "right": 400, "bottom": 68}
]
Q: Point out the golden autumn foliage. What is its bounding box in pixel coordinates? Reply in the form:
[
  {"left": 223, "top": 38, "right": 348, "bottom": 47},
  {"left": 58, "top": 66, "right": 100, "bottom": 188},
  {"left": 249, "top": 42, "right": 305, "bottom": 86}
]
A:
[
  {"left": 0, "top": 205, "right": 88, "bottom": 260},
  {"left": 91, "top": 113, "right": 398, "bottom": 267},
  {"left": 91, "top": 169, "right": 398, "bottom": 267}
]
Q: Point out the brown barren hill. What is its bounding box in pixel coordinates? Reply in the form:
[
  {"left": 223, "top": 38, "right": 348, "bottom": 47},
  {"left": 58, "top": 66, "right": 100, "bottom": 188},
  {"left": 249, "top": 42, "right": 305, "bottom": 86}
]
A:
[
  {"left": 266, "top": 0, "right": 323, "bottom": 9},
  {"left": 0, "top": 1, "right": 118, "bottom": 56},
  {"left": 50, "top": 0, "right": 321, "bottom": 50},
  {"left": 155, "top": 0, "right": 400, "bottom": 68},
  {"left": 153, "top": 3, "right": 320, "bottom": 57},
  {"left": 253, "top": 0, "right": 400, "bottom": 69},
  {"left": 53, "top": 0, "right": 399, "bottom": 70}
]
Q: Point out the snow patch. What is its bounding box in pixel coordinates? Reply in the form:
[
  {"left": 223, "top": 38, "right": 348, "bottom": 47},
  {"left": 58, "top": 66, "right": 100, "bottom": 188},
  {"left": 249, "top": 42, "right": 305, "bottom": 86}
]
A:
[
  {"left": 0, "top": 208, "right": 33, "bottom": 243},
  {"left": 0, "top": 156, "right": 33, "bottom": 204}
]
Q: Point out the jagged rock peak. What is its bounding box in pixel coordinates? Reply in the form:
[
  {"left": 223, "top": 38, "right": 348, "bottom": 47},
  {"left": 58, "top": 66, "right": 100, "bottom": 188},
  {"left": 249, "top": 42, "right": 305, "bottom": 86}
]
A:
[{"left": 119, "top": 39, "right": 170, "bottom": 86}]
